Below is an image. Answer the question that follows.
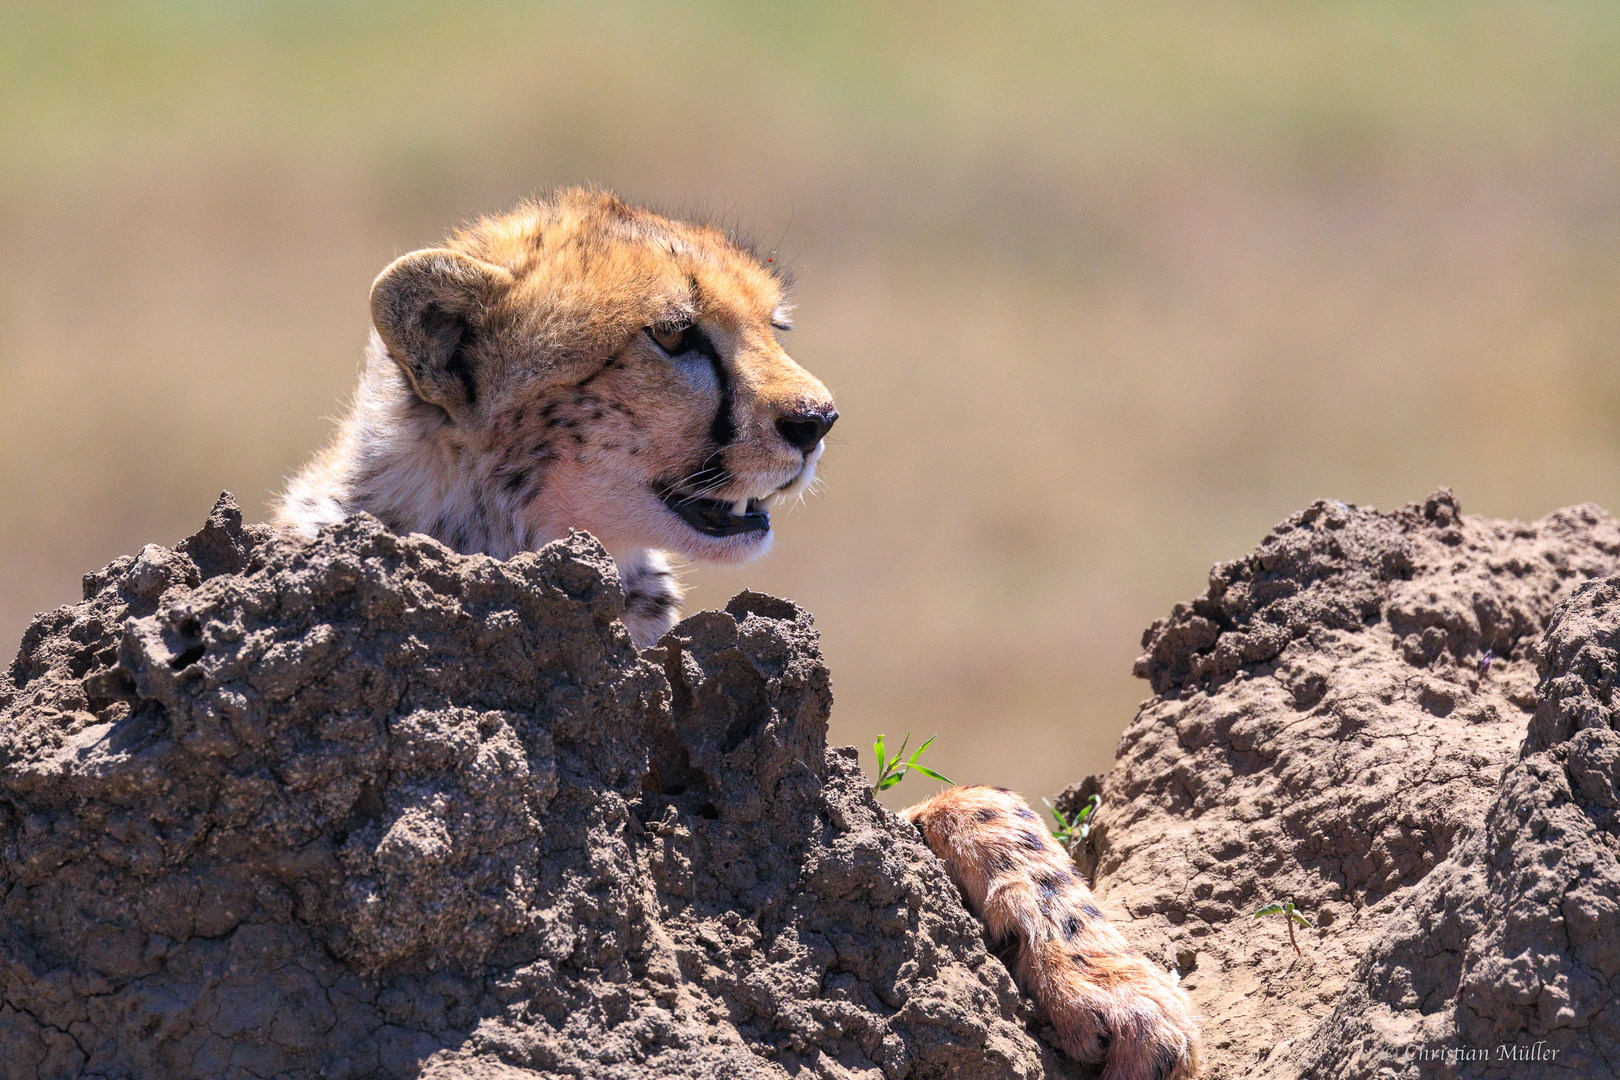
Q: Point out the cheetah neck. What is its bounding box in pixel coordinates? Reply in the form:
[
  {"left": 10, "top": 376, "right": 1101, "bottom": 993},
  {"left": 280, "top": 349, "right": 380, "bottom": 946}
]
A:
[{"left": 275, "top": 337, "right": 684, "bottom": 648}]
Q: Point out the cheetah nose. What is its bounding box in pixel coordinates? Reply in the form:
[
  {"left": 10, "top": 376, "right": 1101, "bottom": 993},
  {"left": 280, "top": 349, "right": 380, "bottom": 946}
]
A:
[{"left": 776, "top": 409, "right": 837, "bottom": 453}]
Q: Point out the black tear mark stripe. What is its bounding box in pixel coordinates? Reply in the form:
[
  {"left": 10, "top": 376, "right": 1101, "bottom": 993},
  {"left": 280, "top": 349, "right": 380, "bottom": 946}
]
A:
[
  {"left": 698, "top": 333, "right": 732, "bottom": 448},
  {"left": 685, "top": 275, "right": 734, "bottom": 449}
]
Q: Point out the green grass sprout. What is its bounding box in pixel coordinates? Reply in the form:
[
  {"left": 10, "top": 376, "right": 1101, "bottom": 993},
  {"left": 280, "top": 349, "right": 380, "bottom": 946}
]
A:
[
  {"left": 872, "top": 732, "right": 953, "bottom": 791},
  {"left": 1044, "top": 793, "right": 1101, "bottom": 854},
  {"left": 1252, "top": 899, "right": 1314, "bottom": 956}
]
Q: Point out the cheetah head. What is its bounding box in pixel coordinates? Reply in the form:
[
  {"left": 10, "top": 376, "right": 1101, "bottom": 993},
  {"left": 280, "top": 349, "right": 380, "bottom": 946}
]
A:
[{"left": 278, "top": 189, "right": 835, "bottom": 645}]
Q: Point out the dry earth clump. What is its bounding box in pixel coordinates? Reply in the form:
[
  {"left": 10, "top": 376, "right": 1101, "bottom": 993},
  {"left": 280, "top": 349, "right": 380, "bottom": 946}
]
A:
[
  {"left": 0, "top": 495, "right": 1077, "bottom": 1080},
  {"left": 1057, "top": 490, "right": 1620, "bottom": 1078},
  {"left": 7, "top": 488, "right": 1620, "bottom": 1080}
]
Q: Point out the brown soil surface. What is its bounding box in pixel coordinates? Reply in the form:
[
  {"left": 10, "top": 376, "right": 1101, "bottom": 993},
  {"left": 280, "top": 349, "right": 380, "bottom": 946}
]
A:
[
  {"left": 0, "top": 496, "right": 1077, "bottom": 1080},
  {"left": 1057, "top": 490, "right": 1620, "bottom": 1078},
  {"left": 6, "top": 489, "right": 1620, "bottom": 1079}
]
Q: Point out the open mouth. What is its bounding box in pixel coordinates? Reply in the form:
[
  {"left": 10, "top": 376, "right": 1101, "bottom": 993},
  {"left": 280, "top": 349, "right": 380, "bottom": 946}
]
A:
[{"left": 658, "top": 489, "right": 771, "bottom": 538}]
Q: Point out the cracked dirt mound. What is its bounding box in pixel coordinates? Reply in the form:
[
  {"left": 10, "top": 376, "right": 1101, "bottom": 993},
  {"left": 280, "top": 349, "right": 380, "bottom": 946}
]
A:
[
  {"left": 0, "top": 495, "right": 1079, "bottom": 1080},
  {"left": 1274, "top": 569, "right": 1620, "bottom": 1078},
  {"left": 10, "top": 488, "right": 1619, "bottom": 1080},
  {"left": 1056, "top": 490, "right": 1620, "bottom": 1078}
]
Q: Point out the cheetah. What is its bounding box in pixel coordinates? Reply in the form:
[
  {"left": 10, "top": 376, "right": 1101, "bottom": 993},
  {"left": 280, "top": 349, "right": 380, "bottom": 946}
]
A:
[{"left": 275, "top": 188, "right": 1201, "bottom": 1080}]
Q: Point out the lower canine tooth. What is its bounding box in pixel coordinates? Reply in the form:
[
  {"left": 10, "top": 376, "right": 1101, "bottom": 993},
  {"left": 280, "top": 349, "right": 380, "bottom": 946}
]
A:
[{"left": 732, "top": 498, "right": 749, "bottom": 516}]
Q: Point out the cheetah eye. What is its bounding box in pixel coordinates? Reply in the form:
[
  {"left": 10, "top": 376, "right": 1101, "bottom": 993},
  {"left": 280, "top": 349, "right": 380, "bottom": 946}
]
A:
[{"left": 646, "top": 322, "right": 691, "bottom": 354}]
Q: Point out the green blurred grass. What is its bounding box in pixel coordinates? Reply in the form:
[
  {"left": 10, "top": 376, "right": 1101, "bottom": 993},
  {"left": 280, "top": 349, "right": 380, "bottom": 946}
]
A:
[
  {"left": 3, "top": 2, "right": 1619, "bottom": 808},
  {"left": 6, "top": 2, "right": 1619, "bottom": 170}
]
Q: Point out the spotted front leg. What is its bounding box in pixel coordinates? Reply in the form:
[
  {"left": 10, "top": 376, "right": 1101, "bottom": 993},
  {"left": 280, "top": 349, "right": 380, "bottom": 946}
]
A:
[
  {"left": 904, "top": 786, "right": 1201, "bottom": 1080},
  {"left": 616, "top": 548, "right": 684, "bottom": 649}
]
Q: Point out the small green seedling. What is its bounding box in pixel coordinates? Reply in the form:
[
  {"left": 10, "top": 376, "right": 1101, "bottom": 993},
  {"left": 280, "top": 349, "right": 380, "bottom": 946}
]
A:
[
  {"left": 872, "top": 733, "right": 953, "bottom": 791},
  {"left": 1253, "top": 900, "right": 1314, "bottom": 957},
  {"left": 1044, "top": 793, "right": 1101, "bottom": 854}
]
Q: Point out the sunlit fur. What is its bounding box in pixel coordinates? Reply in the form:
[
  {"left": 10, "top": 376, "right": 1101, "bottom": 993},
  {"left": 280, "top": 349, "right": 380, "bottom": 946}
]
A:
[
  {"left": 905, "top": 787, "right": 1203, "bottom": 1080},
  {"left": 274, "top": 188, "right": 834, "bottom": 646}
]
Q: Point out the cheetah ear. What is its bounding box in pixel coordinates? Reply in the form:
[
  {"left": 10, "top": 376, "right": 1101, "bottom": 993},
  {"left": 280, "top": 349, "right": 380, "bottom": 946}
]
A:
[{"left": 369, "top": 249, "right": 515, "bottom": 414}]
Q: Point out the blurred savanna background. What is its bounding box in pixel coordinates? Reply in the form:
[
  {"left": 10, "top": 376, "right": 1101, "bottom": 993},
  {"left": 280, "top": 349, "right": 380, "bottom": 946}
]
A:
[{"left": 3, "top": 2, "right": 1619, "bottom": 810}]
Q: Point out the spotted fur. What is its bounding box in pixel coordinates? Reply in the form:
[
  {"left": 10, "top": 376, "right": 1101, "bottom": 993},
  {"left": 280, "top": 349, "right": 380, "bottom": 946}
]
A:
[
  {"left": 905, "top": 786, "right": 1202, "bottom": 1080},
  {"left": 274, "top": 188, "right": 834, "bottom": 647}
]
